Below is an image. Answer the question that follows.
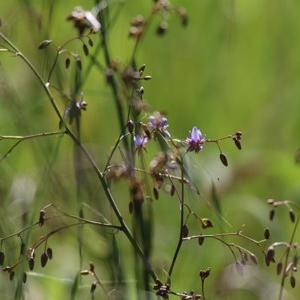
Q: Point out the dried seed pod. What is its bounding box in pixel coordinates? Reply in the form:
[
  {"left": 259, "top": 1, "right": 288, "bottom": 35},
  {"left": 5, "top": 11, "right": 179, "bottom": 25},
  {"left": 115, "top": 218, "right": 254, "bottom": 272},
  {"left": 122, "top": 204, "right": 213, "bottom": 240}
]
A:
[
  {"left": 23, "top": 272, "right": 27, "bottom": 283},
  {"left": 89, "top": 262, "right": 95, "bottom": 273},
  {"left": 143, "top": 75, "right": 152, "bottom": 81},
  {"left": 267, "top": 199, "right": 275, "bottom": 205},
  {"left": 9, "top": 271, "right": 15, "bottom": 281},
  {"left": 277, "top": 262, "right": 283, "bottom": 275},
  {"left": 153, "top": 187, "right": 159, "bottom": 200},
  {"left": 199, "top": 268, "right": 210, "bottom": 280},
  {"left": 46, "top": 248, "right": 53, "bottom": 260},
  {"left": 0, "top": 251, "right": 5, "bottom": 265},
  {"left": 289, "top": 209, "right": 296, "bottom": 223},
  {"left": 219, "top": 153, "right": 228, "bottom": 166},
  {"left": 29, "top": 257, "right": 35, "bottom": 271},
  {"left": 264, "top": 228, "right": 270, "bottom": 240},
  {"left": 38, "top": 39, "right": 52, "bottom": 49},
  {"left": 90, "top": 281, "right": 97, "bottom": 293},
  {"left": 127, "top": 120, "right": 134, "bottom": 134},
  {"left": 139, "top": 64, "right": 146, "bottom": 74},
  {"left": 41, "top": 252, "right": 48, "bottom": 268},
  {"left": 170, "top": 184, "right": 175, "bottom": 196},
  {"left": 82, "top": 44, "right": 89, "bottom": 56},
  {"left": 156, "top": 21, "right": 168, "bottom": 35},
  {"left": 290, "top": 275, "right": 296, "bottom": 288},
  {"left": 269, "top": 209, "right": 275, "bottom": 221},
  {"left": 80, "top": 270, "right": 90, "bottom": 275},
  {"left": 201, "top": 218, "right": 213, "bottom": 229},
  {"left": 76, "top": 57, "right": 82, "bottom": 70},
  {"left": 88, "top": 37, "right": 94, "bottom": 47},
  {"left": 198, "top": 235, "right": 204, "bottom": 246},
  {"left": 39, "top": 210, "right": 46, "bottom": 227},
  {"left": 233, "top": 138, "right": 242, "bottom": 150},
  {"left": 182, "top": 224, "right": 189, "bottom": 238},
  {"left": 266, "top": 246, "right": 275, "bottom": 266},
  {"left": 65, "top": 58, "right": 71, "bottom": 69},
  {"left": 249, "top": 253, "right": 258, "bottom": 265}
]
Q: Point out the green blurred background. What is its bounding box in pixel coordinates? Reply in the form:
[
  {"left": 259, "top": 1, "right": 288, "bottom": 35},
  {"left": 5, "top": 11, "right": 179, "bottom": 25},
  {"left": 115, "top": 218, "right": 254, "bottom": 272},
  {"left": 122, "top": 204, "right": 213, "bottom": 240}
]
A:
[{"left": 1, "top": 0, "right": 300, "bottom": 299}]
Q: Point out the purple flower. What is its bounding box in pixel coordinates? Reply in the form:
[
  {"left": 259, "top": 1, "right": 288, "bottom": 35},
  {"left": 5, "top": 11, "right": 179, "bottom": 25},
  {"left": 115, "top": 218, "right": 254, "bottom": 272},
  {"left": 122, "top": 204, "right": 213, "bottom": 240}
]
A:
[
  {"left": 186, "top": 126, "right": 205, "bottom": 152},
  {"left": 148, "top": 112, "right": 170, "bottom": 137},
  {"left": 134, "top": 134, "right": 148, "bottom": 148}
]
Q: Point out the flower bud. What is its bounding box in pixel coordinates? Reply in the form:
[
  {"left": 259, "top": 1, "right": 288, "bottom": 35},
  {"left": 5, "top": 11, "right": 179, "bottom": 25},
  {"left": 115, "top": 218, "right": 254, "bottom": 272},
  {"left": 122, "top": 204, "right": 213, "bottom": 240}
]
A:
[
  {"left": 219, "top": 153, "right": 228, "bottom": 166},
  {"left": 198, "top": 235, "right": 204, "bottom": 246},
  {"left": 38, "top": 40, "right": 52, "bottom": 49},
  {"left": 264, "top": 228, "right": 270, "bottom": 240},
  {"left": 182, "top": 224, "right": 189, "bottom": 238}
]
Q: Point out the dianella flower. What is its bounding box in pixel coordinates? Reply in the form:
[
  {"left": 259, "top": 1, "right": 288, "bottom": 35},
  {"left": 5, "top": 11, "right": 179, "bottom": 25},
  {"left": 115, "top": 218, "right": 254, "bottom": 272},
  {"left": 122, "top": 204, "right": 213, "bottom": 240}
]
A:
[
  {"left": 186, "top": 126, "right": 205, "bottom": 152},
  {"left": 134, "top": 134, "right": 148, "bottom": 152},
  {"left": 148, "top": 112, "right": 171, "bottom": 138}
]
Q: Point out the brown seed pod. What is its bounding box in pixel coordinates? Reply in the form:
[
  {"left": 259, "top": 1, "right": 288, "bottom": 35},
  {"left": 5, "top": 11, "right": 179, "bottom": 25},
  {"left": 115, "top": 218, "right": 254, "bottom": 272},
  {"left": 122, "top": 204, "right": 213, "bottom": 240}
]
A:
[
  {"left": 153, "top": 187, "right": 159, "bottom": 200},
  {"left": 46, "top": 248, "right": 53, "bottom": 260},
  {"left": 88, "top": 37, "right": 94, "bottom": 47},
  {"left": 76, "top": 57, "right": 82, "bottom": 70},
  {"left": 82, "top": 44, "right": 89, "bottom": 56},
  {"left": 266, "top": 246, "right": 275, "bottom": 266},
  {"left": 182, "top": 224, "right": 189, "bottom": 238},
  {"left": 250, "top": 253, "right": 258, "bottom": 265},
  {"left": 170, "top": 184, "right": 175, "bottom": 196},
  {"left": 269, "top": 209, "right": 275, "bottom": 221},
  {"left": 0, "top": 251, "right": 5, "bottom": 265},
  {"left": 264, "top": 228, "right": 270, "bottom": 240},
  {"left": 290, "top": 275, "right": 296, "bottom": 288},
  {"left": 29, "top": 257, "right": 35, "bottom": 271},
  {"left": 9, "top": 271, "right": 15, "bottom": 281},
  {"left": 38, "top": 39, "right": 52, "bottom": 49},
  {"left": 23, "top": 272, "right": 27, "bottom": 283},
  {"left": 277, "top": 262, "right": 283, "bottom": 275},
  {"left": 219, "top": 153, "right": 228, "bottom": 166},
  {"left": 65, "top": 58, "right": 71, "bottom": 69},
  {"left": 233, "top": 138, "right": 242, "bottom": 150},
  {"left": 41, "top": 252, "right": 48, "bottom": 268},
  {"left": 289, "top": 209, "right": 296, "bottom": 223},
  {"left": 90, "top": 281, "right": 97, "bottom": 293},
  {"left": 198, "top": 235, "right": 204, "bottom": 246}
]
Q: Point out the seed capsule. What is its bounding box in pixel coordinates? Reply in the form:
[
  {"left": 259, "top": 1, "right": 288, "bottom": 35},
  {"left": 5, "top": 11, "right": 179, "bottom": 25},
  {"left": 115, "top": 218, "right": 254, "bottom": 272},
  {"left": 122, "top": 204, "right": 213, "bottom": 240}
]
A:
[{"left": 219, "top": 153, "right": 228, "bottom": 166}]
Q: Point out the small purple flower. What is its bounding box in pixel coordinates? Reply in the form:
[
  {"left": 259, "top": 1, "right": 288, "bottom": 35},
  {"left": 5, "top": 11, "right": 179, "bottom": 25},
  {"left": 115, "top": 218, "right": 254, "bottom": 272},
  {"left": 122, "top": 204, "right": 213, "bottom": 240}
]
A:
[
  {"left": 186, "top": 126, "right": 205, "bottom": 152},
  {"left": 134, "top": 134, "right": 148, "bottom": 148},
  {"left": 148, "top": 112, "right": 170, "bottom": 137}
]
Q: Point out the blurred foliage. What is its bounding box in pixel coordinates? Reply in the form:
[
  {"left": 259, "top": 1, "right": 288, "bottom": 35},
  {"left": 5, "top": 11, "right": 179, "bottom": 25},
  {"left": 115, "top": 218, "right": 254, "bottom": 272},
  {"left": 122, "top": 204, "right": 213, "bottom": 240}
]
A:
[{"left": 1, "top": 0, "right": 300, "bottom": 299}]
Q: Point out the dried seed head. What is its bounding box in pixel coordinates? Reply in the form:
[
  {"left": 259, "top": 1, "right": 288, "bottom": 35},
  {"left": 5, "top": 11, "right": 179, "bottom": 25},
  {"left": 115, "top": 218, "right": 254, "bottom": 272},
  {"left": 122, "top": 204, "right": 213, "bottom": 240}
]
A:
[
  {"left": 90, "top": 281, "right": 97, "bottom": 293},
  {"left": 219, "top": 153, "right": 228, "bottom": 166},
  {"left": 153, "top": 187, "right": 159, "bottom": 200},
  {"left": 182, "top": 224, "right": 189, "bottom": 238},
  {"left": 269, "top": 209, "right": 275, "bottom": 221},
  {"left": 41, "top": 252, "right": 48, "bottom": 268},
  {"left": 199, "top": 268, "right": 211, "bottom": 280},
  {"left": 290, "top": 275, "right": 296, "bottom": 288},
  {"left": 198, "top": 235, "right": 204, "bottom": 246},
  {"left": 264, "top": 228, "right": 270, "bottom": 240},
  {"left": 0, "top": 251, "right": 5, "bottom": 266},
  {"left": 38, "top": 39, "right": 52, "bottom": 49},
  {"left": 29, "top": 257, "right": 35, "bottom": 271},
  {"left": 289, "top": 209, "right": 296, "bottom": 223}
]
